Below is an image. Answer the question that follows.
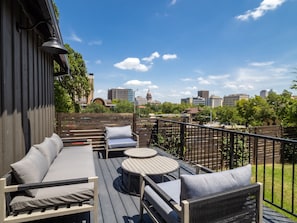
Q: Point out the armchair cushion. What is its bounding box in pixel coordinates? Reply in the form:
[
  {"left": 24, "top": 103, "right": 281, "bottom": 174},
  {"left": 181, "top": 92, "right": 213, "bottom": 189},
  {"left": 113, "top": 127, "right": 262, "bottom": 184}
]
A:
[
  {"left": 108, "top": 138, "right": 137, "bottom": 149},
  {"left": 10, "top": 147, "right": 49, "bottom": 197},
  {"left": 144, "top": 179, "right": 180, "bottom": 223},
  {"left": 180, "top": 164, "right": 251, "bottom": 201},
  {"left": 105, "top": 125, "right": 132, "bottom": 139}
]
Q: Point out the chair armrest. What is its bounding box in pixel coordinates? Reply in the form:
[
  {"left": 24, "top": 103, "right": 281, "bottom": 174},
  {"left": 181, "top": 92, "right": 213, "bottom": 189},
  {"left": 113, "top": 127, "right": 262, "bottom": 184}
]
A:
[
  {"left": 140, "top": 174, "right": 181, "bottom": 212},
  {"left": 194, "top": 164, "right": 215, "bottom": 174},
  {"left": 132, "top": 132, "right": 139, "bottom": 147}
]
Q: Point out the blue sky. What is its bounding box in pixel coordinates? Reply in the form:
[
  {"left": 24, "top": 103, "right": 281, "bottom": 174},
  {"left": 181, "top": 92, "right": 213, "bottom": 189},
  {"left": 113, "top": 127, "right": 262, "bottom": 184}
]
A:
[{"left": 55, "top": 0, "right": 297, "bottom": 103}]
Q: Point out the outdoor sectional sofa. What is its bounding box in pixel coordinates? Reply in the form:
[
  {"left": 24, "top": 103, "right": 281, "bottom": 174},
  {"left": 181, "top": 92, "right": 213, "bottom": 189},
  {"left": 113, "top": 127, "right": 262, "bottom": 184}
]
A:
[
  {"left": 0, "top": 133, "right": 98, "bottom": 223},
  {"left": 140, "top": 164, "right": 263, "bottom": 223}
]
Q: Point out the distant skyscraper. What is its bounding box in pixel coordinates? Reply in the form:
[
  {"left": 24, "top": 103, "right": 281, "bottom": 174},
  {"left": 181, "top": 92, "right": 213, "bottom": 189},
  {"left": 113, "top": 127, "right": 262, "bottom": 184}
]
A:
[
  {"left": 208, "top": 95, "right": 223, "bottom": 108},
  {"left": 108, "top": 88, "right": 134, "bottom": 102},
  {"left": 223, "top": 94, "right": 249, "bottom": 107},
  {"left": 260, "top": 89, "right": 269, "bottom": 98},
  {"left": 198, "top": 90, "right": 209, "bottom": 105},
  {"left": 146, "top": 89, "right": 152, "bottom": 102},
  {"left": 198, "top": 90, "right": 209, "bottom": 99}
]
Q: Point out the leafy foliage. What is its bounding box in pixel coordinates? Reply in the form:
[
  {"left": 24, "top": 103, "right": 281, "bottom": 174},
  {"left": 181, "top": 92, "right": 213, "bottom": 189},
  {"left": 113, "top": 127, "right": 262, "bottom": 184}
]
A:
[{"left": 54, "top": 44, "right": 90, "bottom": 113}]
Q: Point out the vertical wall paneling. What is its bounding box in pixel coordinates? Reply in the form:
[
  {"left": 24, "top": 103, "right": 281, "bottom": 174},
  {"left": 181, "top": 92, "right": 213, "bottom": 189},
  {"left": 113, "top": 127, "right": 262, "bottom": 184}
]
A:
[
  {"left": 0, "top": 0, "right": 4, "bottom": 174},
  {"left": 12, "top": 0, "right": 24, "bottom": 160},
  {"left": 2, "top": 0, "right": 14, "bottom": 173},
  {"left": 0, "top": 0, "right": 56, "bottom": 176}
]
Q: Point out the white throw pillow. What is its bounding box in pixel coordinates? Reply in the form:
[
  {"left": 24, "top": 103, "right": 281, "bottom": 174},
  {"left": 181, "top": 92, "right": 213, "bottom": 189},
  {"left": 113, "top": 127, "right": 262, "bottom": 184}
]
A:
[{"left": 105, "top": 125, "right": 132, "bottom": 139}]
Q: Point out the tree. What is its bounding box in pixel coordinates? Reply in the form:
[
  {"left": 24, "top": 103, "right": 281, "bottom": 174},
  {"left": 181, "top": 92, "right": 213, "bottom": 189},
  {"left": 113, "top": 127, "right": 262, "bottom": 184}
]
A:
[
  {"left": 112, "top": 100, "right": 134, "bottom": 113},
  {"left": 54, "top": 44, "right": 90, "bottom": 112},
  {"left": 82, "top": 103, "right": 110, "bottom": 113}
]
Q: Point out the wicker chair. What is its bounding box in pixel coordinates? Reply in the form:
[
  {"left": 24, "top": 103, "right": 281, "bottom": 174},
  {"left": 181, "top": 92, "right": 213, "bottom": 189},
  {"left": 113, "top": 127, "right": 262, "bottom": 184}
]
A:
[{"left": 140, "top": 164, "right": 263, "bottom": 223}]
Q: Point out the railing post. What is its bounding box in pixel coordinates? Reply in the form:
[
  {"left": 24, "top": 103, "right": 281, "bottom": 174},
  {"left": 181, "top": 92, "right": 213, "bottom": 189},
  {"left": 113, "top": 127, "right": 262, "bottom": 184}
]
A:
[
  {"left": 229, "top": 132, "right": 234, "bottom": 169},
  {"left": 180, "top": 122, "right": 186, "bottom": 159}
]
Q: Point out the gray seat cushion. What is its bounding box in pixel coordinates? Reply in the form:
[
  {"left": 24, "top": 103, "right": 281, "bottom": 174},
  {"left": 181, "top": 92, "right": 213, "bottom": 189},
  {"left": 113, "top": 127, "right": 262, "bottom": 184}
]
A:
[
  {"left": 108, "top": 138, "right": 137, "bottom": 149},
  {"left": 10, "top": 145, "right": 96, "bottom": 213},
  {"left": 105, "top": 125, "right": 132, "bottom": 139},
  {"left": 180, "top": 164, "right": 252, "bottom": 201},
  {"left": 10, "top": 147, "right": 49, "bottom": 197},
  {"left": 144, "top": 179, "right": 180, "bottom": 223}
]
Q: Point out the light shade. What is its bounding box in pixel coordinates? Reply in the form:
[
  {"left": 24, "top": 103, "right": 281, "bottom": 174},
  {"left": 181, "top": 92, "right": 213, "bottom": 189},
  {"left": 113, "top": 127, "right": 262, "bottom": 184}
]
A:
[{"left": 41, "top": 36, "right": 68, "bottom": 54}]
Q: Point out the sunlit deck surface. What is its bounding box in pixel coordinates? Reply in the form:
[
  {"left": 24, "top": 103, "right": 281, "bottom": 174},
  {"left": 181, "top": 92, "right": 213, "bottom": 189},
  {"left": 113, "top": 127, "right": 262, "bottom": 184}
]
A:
[{"left": 38, "top": 147, "right": 296, "bottom": 223}]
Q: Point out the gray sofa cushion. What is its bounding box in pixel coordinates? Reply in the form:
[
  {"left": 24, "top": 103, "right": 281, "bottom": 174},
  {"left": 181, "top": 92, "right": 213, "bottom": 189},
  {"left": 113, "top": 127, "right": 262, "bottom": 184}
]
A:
[
  {"left": 144, "top": 180, "right": 180, "bottom": 223},
  {"left": 10, "top": 147, "right": 49, "bottom": 197},
  {"left": 108, "top": 138, "right": 137, "bottom": 149},
  {"left": 49, "top": 133, "right": 64, "bottom": 153},
  {"left": 34, "top": 137, "right": 58, "bottom": 166},
  {"left": 180, "top": 164, "right": 252, "bottom": 201},
  {"left": 10, "top": 145, "right": 96, "bottom": 212},
  {"left": 106, "top": 125, "right": 132, "bottom": 139}
]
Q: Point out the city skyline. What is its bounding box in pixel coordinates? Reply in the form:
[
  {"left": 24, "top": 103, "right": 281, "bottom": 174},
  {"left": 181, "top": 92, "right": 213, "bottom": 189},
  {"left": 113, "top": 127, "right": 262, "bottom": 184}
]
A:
[{"left": 55, "top": 0, "right": 297, "bottom": 103}]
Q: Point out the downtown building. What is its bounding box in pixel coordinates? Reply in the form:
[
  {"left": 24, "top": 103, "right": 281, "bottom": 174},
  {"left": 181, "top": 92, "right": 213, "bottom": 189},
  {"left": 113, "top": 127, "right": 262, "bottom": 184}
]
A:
[{"left": 108, "top": 88, "right": 134, "bottom": 102}]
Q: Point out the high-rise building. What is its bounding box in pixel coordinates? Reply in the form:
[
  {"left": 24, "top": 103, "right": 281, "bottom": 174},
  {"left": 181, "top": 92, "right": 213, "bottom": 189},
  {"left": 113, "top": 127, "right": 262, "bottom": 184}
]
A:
[
  {"left": 223, "top": 94, "right": 249, "bottom": 107},
  {"left": 198, "top": 90, "right": 209, "bottom": 105},
  {"left": 146, "top": 89, "right": 152, "bottom": 102},
  {"left": 208, "top": 95, "right": 223, "bottom": 108},
  {"left": 198, "top": 90, "right": 209, "bottom": 99},
  {"left": 108, "top": 88, "right": 134, "bottom": 102}
]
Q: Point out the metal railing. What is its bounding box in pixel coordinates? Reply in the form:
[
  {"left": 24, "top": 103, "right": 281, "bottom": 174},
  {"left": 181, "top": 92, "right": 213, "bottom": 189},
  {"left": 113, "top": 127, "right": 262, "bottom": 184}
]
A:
[{"left": 152, "top": 119, "right": 297, "bottom": 218}]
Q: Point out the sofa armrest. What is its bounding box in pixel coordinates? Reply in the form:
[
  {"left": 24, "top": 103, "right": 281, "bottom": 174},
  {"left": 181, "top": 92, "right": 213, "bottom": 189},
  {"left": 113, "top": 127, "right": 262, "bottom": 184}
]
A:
[
  {"left": 62, "top": 138, "right": 92, "bottom": 147},
  {"left": 1, "top": 177, "right": 98, "bottom": 193}
]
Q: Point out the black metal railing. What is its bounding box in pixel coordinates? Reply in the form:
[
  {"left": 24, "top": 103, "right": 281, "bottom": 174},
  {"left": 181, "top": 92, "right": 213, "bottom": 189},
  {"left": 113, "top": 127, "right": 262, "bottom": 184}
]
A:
[{"left": 152, "top": 118, "right": 297, "bottom": 218}]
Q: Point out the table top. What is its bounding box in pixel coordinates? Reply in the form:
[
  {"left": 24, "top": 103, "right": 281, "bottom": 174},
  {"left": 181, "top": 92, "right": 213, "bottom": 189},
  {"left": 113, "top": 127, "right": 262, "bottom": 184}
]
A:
[
  {"left": 124, "top": 148, "right": 157, "bottom": 158},
  {"left": 121, "top": 156, "right": 179, "bottom": 175}
]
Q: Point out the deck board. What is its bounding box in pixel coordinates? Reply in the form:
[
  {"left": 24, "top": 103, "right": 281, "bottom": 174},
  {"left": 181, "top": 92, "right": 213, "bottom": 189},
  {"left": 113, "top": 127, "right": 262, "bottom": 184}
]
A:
[{"left": 94, "top": 148, "right": 296, "bottom": 223}]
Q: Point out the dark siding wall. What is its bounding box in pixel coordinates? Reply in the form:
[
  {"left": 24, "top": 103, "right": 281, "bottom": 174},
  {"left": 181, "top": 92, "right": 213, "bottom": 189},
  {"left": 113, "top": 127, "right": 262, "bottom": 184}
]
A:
[{"left": 0, "top": 0, "right": 55, "bottom": 176}]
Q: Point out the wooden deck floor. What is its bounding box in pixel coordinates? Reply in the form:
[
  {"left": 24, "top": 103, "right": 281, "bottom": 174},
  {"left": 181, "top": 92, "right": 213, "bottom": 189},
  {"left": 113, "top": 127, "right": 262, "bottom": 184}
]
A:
[{"left": 93, "top": 148, "right": 296, "bottom": 223}]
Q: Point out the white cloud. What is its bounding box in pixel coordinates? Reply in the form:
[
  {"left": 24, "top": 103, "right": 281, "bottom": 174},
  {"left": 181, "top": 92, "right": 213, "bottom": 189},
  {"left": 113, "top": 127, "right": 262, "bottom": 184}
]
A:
[
  {"left": 208, "top": 74, "right": 230, "bottom": 80},
  {"left": 114, "top": 58, "right": 149, "bottom": 72},
  {"left": 236, "top": 0, "right": 286, "bottom": 21},
  {"left": 88, "top": 40, "right": 102, "bottom": 46},
  {"left": 95, "top": 60, "right": 102, "bottom": 64},
  {"left": 142, "top": 52, "right": 160, "bottom": 63},
  {"left": 197, "top": 77, "right": 211, "bottom": 85},
  {"left": 124, "top": 80, "right": 152, "bottom": 86},
  {"left": 170, "top": 0, "right": 177, "bottom": 6},
  {"left": 249, "top": 61, "right": 275, "bottom": 67},
  {"left": 181, "top": 78, "right": 194, "bottom": 82},
  {"left": 162, "top": 54, "right": 177, "bottom": 60},
  {"left": 148, "top": 84, "right": 159, "bottom": 89},
  {"left": 69, "top": 32, "right": 82, "bottom": 42}
]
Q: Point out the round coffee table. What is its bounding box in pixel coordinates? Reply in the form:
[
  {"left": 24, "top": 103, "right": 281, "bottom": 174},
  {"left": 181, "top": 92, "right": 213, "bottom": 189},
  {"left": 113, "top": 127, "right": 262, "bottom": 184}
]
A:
[
  {"left": 124, "top": 148, "right": 157, "bottom": 158},
  {"left": 121, "top": 156, "right": 180, "bottom": 194}
]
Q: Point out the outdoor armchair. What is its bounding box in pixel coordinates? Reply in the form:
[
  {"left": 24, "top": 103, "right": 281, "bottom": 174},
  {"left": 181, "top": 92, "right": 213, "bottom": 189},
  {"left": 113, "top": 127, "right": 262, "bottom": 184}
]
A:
[
  {"left": 104, "top": 125, "right": 139, "bottom": 158},
  {"left": 140, "top": 164, "right": 263, "bottom": 223}
]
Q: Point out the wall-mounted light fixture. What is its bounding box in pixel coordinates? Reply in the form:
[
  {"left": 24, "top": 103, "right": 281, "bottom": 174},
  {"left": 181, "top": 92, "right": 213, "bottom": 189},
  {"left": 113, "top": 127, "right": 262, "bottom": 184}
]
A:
[{"left": 16, "top": 20, "right": 68, "bottom": 55}]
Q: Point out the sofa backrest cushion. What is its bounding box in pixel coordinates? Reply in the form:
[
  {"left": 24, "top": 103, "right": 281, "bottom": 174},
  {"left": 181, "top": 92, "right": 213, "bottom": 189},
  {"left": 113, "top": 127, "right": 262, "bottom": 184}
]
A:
[
  {"left": 105, "top": 125, "right": 132, "bottom": 139},
  {"left": 10, "top": 147, "right": 49, "bottom": 197},
  {"left": 180, "top": 164, "right": 251, "bottom": 202},
  {"left": 34, "top": 137, "right": 58, "bottom": 166},
  {"left": 49, "top": 133, "right": 63, "bottom": 153}
]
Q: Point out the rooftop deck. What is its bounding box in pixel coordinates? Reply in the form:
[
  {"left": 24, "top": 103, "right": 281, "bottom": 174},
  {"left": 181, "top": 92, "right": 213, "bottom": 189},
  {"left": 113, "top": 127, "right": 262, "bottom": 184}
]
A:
[
  {"left": 94, "top": 148, "right": 296, "bottom": 223},
  {"left": 38, "top": 147, "right": 296, "bottom": 223}
]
